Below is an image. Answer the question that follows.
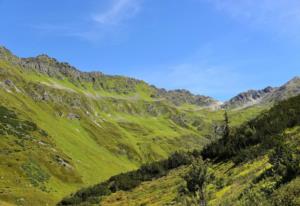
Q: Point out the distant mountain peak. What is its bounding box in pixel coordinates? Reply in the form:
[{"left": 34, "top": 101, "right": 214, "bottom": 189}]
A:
[
  {"left": 0, "top": 46, "right": 18, "bottom": 62},
  {"left": 223, "top": 76, "right": 300, "bottom": 109},
  {"left": 285, "top": 76, "right": 300, "bottom": 85},
  {"left": 0, "top": 46, "right": 12, "bottom": 54},
  {"left": 222, "top": 86, "right": 276, "bottom": 109}
]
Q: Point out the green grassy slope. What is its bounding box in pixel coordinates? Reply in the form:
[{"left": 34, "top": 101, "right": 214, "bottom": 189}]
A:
[
  {"left": 0, "top": 54, "right": 261, "bottom": 205},
  {"left": 0, "top": 59, "right": 200, "bottom": 205},
  {"left": 0, "top": 48, "right": 266, "bottom": 206},
  {"left": 67, "top": 95, "right": 300, "bottom": 206},
  {"left": 101, "top": 127, "right": 300, "bottom": 206}
]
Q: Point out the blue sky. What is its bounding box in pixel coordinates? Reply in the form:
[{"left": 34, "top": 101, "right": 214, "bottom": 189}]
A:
[{"left": 0, "top": 0, "right": 300, "bottom": 100}]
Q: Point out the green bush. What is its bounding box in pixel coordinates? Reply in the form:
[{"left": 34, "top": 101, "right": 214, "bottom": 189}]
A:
[{"left": 58, "top": 151, "right": 194, "bottom": 205}]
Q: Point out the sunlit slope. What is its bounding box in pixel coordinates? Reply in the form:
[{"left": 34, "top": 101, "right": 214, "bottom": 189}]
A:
[
  {"left": 98, "top": 103, "right": 300, "bottom": 206},
  {"left": 0, "top": 49, "right": 266, "bottom": 206},
  {"left": 0, "top": 59, "right": 205, "bottom": 205},
  {"left": 102, "top": 127, "right": 300, "bottom": 206}
]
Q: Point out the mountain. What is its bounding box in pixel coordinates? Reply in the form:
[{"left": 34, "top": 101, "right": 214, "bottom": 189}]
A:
[
  {"left": 0, "top": 46, "right": 219, "bottom": 108},
  {"left": 223, "top": 77, "right": 300, "bottom": 109},
  {"left": 263, "top": 76, "right": 300, "bottom": 103},
  {"left": 154, "top": 89, "right": 220, "bottom": 108},
  {"left": 0, "top": 46, "right": 231, "bottom": 206},
  {"left": 0, "top": 45, "right": 299, "bottom": 206},
  {"left": 222, "top": 86, "right": 276, "bottom": 109}
]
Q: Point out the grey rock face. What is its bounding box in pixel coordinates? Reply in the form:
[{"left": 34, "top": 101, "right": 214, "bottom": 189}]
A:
[
  {"left": 263, "top": 76, "right": 300, "bottom": 103},
  {"left": 222, "top": 87, "right": 276, "bottom": 109},
  {"left": 223, "top": 76, "right": 300, "bottom": 109},
  {"left": 67, "top": 113, "right": 80, "bottom": 120},
  {"left": 4, "top": 79, "right": 14, "bottom": 87},
  {"left": 154, "top": 89, "right": 218, "bottom": 107}
]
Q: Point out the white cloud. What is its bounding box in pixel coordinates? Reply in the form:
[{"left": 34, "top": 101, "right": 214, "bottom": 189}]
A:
[
  {"left": 202, "top": 0, "right": 300, "bottom": 37},
  {"left": 31, "top": 0, "right": 143, "bottom": 42},
  {"left": 92, "top": 0, "right": 142, "bottom": 25}
]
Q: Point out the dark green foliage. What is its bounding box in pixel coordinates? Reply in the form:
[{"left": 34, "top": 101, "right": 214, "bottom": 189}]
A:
[
  {"left": 184, "top": 159, "right": 207, "bottom": 193},
  {"left": 270, "top": 178, "right": 300, "bottom": 206},
  {"left": 167, "top": 152, "right": 193, "bottom": 169},
  {"left": 21, "top": 160, "right": 50, "bottom": 189},
  {"left": 215, "top": 177, "right": 225, "bottom": 190},
  {"left": 183, "top": 158, "right": 208, "bottom": 206},
  {"left": 0, "top": 106, "right": 39, "bottom": 138},
  {"left": 57, "top": 151, "right": 194, "bottom": 206},
  {"left": 202, "top": 95, "right": 300, "bottom": 162},
  {"left": 269, "top": 137, "right": 300, "bottom": 185},
  {"left": 223, "top": 111, "right": 230, "bottom": 139}
]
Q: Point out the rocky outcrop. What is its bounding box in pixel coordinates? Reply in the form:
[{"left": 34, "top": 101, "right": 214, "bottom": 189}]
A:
[
  {"left": 67, "top": 113, "right": 81, "bottom": 120},
  {"left": 0, "top": 79, "right": 22, "bottom": 93},
  {"left": 263, "top": 76, "right": 300, "bottom": 103},
  {"left": 223, "top": 87, "right": 275, "bottom": 109},
  {"left": 223, "top": 76, "right": 300, "bottom": 109},
  {"left": 0, "top": 46, "right": 145, "bottom": 93},
  {"left": 1, "top": 46, "right": 299, "bottom": 110},
  {"left": 0, "top": 46, "right": 218, "bottom": 107},
  {"left": 154, "top": 89, "right": 219, "bottom": 107}
]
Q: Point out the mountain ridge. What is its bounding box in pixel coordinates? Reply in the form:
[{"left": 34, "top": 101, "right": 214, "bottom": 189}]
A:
[
  {"left": 2, "top": 45, "right": 299, "bottom": 110},
  {"left": 224, "top": 77, "right": 300, "bottom": 109},
  {"left": 0, "top": 46, "right": 219, "bottom": 108}
]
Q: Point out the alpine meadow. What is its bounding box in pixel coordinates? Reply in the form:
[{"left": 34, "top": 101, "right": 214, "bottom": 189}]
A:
[{"left": 0, "top": 0, "right": 300, "bottom": 206}]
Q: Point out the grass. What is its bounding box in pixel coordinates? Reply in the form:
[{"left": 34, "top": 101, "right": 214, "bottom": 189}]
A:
[
  {"left": 97, "top": 157, "right": 270, "bottom": 206},
  {"left": 0, "top": 59, "right": 266, "bottom": 206},
  {"left": 98, "top": 126, "right": 300, "bottom": 206},
  {"left": 101, "top": 167, "right": 187, "bottom": 206}
]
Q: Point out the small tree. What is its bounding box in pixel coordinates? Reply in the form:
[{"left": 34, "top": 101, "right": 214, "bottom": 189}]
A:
[
  {"left": 184, "top": 159, "right": 208, "bottom": 206},
  {"left": 223, "top": 111, "right": 230, "bottom": 139},
  {"left": 270, "top": 139, "right": 300, "bottom": 184}
]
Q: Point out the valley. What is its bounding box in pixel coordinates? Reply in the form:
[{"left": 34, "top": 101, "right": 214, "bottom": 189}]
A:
[{"left": 0, "top": 46, "right": 299, "bottom": 206}]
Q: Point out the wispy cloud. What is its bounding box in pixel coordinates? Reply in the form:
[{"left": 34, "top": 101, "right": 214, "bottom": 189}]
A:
[
  {"left": 92, "top": 0, "right": 142, "bottom": 25},
  {"left": 202, "top": 0, "right": 300, "bottom": 37},
  {"left": 31, "top": 0, "right": 143, "bottom": 42}
]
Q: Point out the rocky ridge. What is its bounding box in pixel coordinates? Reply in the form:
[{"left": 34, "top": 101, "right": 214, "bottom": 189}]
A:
[
  {"left": 223, "top": 77, "right": 300, "bottom": 109},
  {"left": 0, "top": 46, "right": 219, "bottom": 107}
]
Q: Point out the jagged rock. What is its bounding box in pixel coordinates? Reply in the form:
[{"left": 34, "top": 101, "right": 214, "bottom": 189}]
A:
[
  {"left": 54, "top": 155, "right": 73, "bottom": 169},
  {"left": 223, "top": 87, "right": 276, "bottom": 109},
  {"left": 0, "top": 46, "right": 19, "bottom": 63},
  {"left": 264, "top": 76, "right": 300, "bottom": 103},
  {"left": 0, "top": 79, "right": 21, "bottom": 93},
  {"left": 154, "top": 88, "right": 218, "bottom": 107},
  {"left": 223, "top": 76, "right": 300, "bottom": 109},
  {"left": 67, "top": 113, "right": 80, "bottom": 120},
  {"left": 41, "top": 91, "right": 50, "bottom": 101},
  {"left": 4, "top": 79, "right": 13, "bottom": 86}
]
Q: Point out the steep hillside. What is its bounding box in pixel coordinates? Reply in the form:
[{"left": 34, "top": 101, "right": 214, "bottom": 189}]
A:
[
  {"left": 0, "top": 47, "right": 210, "bottom": 205},
  {"left": 0, "top": 46, "right": 219, "bottom": 108},
  {"left": 61, "top": 94, "right": 300, "bottom": 206},
  {"left": 1, "top": 46, "right": 296, "bottom": 206},
  {"left": 0, "top": 46, "right": 263, "bottom": 206}
]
